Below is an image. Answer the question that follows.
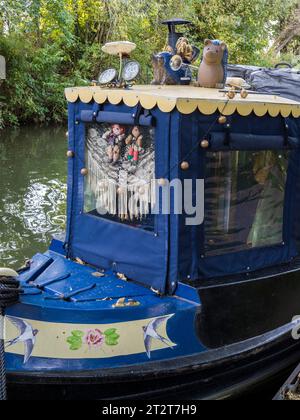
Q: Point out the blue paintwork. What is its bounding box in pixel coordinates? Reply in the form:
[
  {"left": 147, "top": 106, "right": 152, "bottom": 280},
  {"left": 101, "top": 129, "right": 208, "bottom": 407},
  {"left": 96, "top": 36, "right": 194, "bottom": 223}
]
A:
[
  {"left": 49, "top": 234, "right": 67, "bottom": 256},
  {"left": 158, "top": 51, "right": 192, "bottom": 84},
  {"left": 5, "top": 250, "right": 204, "bottom": 372}
]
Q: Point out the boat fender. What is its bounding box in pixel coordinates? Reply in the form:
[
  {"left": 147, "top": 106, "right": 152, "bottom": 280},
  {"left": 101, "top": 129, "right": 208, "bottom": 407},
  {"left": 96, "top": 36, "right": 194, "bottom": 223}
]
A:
[{"left": 0, "top": 268, "right": 18, "bottom": 278}]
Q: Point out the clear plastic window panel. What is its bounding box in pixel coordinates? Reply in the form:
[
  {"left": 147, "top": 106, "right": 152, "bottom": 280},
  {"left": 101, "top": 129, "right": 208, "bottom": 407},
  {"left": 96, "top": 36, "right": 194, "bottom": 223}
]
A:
[
  {"left": 84, "top": 124, "right": 156, "bottom": 231},
  {"left": 205, "top": 150, "right": 289, "bottom": 256}
]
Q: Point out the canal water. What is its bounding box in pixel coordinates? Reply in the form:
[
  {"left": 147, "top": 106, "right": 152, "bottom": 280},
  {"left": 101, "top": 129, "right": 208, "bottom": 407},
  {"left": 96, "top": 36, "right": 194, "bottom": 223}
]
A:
[{"left": 0, "top": 125, "right": 67, "bottom": 269}]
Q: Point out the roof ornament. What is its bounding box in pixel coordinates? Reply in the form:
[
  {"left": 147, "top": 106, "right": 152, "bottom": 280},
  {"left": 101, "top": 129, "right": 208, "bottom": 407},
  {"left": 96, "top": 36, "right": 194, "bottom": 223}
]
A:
[
  {"left": 161, "top": 18, "right": 195, "bottom": 53},
  {"left": 96, "top": 41, "right": 141, "bottom": 88},
  {"left": 198, "top": 39, "right": 228, "bottom": 89},
  {"left": 152, "top": 18, "right": 200, "bottom": 86}
]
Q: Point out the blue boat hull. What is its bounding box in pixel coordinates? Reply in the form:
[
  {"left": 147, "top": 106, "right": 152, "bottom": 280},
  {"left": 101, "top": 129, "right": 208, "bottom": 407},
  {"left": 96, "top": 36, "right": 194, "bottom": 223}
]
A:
[
  {"left": 4, "top": 245, "right": 300, "bottom": 399},
  {"left": 6, "top": 324, "right": 300, "bottom": 400}
]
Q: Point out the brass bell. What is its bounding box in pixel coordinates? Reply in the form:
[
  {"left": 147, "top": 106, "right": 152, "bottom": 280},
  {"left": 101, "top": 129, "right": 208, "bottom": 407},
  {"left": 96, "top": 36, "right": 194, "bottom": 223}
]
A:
[
  {"left": 81, "top": 168, "right": 88, "bottom": 176},
  {"left": 200, "top": 139, "right": 210, "bottom": 149},
  {"left": 218, "top": 115, "right": 227, "bottom": 124},
  {"left": 181, "top": 161, "right": 190, "bottom": 171},
  {"left": 66, "top": 150, "right": 74, "bottom": 158}
]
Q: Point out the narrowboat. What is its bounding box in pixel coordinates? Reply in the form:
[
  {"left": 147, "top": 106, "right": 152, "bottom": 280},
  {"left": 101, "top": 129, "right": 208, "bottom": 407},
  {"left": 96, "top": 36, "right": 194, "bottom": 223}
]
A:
[{"left": 2, "top": 22, "right": 300, "bottom": 400}]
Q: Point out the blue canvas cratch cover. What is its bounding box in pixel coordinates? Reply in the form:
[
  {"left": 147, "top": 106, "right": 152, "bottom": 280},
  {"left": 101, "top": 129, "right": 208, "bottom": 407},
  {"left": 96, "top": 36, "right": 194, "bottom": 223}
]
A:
[
  {"left": 66, "top": 102, "right": 170, "bottom": 294},
  {"left": 65, "top": 86, "right": 300, "bottom": 293},
  {"left": 176, "top": 111, "right": 300, "bottom": 281}
]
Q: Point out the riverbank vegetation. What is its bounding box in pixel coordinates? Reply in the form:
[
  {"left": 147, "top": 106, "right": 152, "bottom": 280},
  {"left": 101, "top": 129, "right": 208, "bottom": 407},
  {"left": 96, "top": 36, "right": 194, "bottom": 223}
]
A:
[{"left": 0, "top": 0, "right": 300, "bottom": 128}]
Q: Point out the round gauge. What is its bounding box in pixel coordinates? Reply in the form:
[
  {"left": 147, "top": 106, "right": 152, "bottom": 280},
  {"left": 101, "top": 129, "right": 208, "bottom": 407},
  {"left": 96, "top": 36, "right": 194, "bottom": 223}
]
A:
[
  {"left": 122, "top": 61, "right": 140, "bottom": 82},
  {"left": 98, "top": 68, "right": 117, "bottom": 85}
]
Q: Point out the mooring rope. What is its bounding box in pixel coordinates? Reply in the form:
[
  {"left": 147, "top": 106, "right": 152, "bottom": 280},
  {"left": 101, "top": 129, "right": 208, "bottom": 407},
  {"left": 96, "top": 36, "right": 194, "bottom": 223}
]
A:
[{"left": 0, "top": 276, "right": 20, "bottom": 401}]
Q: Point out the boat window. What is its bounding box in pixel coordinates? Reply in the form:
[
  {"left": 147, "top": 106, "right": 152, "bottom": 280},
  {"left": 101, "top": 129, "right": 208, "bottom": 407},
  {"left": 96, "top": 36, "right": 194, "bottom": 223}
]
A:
[
  {"left": 205, "top": 150, "right": 289, "bottom": 256},
  {"left": 84, "top": 124, "right": 155, "bottom": 231}
]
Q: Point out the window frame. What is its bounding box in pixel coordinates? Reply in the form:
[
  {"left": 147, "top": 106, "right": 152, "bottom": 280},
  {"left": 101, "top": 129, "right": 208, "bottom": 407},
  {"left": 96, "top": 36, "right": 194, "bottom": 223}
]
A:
[
  {"left": 203, "top": 149, "right": 290, "bottom": 258},
  {"left": 83, "top": 121, "right": 157, "bottom": 233}
]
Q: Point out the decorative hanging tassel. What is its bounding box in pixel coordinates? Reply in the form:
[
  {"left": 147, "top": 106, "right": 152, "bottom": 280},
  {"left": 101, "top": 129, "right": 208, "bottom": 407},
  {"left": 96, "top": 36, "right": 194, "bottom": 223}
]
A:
[{"left": 86, "top": 128, "right": 155, "bottom": 220}]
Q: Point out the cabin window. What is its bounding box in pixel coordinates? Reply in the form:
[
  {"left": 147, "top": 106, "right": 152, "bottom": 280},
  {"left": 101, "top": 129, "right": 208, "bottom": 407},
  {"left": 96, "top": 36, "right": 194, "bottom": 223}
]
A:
[
  {"left": 84, "top": 123, "right": 156, "bottom": 230},
  {"left": 205, "top": 150, "right": 289, "bottom": 256}
]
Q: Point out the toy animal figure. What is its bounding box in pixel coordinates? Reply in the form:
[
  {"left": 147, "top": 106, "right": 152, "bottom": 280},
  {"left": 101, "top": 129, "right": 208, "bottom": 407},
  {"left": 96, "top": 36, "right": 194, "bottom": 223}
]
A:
[
  {"left": 176, "top": 37, "right": 195, "bottom": 62},
  {"left": 125, "top": 126, "right": 144, "bottom": 166},
  {"left": 151, "top": 52, "right": 192, "bottom": 85},
  {"left": 102, "top": 124, "right": 126, "bottom": 165},
  {"left": 198, "top": 40, "right": 228, "bottom": 89},
  {"left": 151, "top": 53, "right": 177, "bottom": 85},
  {"left": 151, "top": 37, "right": 198, "bottom": 86},
  {"left": 163, "top": 38, "right": 196, "bottom": 61}
]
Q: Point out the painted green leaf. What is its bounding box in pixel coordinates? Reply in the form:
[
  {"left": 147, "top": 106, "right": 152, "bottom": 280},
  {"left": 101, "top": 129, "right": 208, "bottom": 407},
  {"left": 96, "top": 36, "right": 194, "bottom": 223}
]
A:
[
  {"left": 105, "top": 336, "right": 119, "bottom": 346},
  {"left": 67, "top": 337, "right": 74, "bottom": 345},
  {"left": 68, "top": 336, "right": 81, "bottom": 344},
  {"left": 70, "top": 342, "right": 82, "bottom": 351},
  {"left": 104, "top": 328, "right": 117, "bottom": 337},
  {"left": 71, "top": 330, "right": 84, "bottom": 338},
  {"left": 67, "top": 332, "right": 83, "bottom": 350},
  {"left": 109, "top": 333, "right": 120, "bottom": 340}
]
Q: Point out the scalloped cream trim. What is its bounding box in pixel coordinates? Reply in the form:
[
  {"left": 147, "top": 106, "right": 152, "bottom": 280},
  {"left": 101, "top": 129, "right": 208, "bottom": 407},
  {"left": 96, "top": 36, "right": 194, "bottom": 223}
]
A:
[{"left": 65, "top": 85, "right": 300, "bottom": 118}]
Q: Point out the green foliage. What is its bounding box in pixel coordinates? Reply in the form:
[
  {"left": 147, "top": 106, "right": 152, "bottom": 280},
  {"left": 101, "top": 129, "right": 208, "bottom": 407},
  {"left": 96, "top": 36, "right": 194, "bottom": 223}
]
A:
[
  {"left": 0, "top": 0, "right": 299, "bottom": 128},
  {"left": 0, "top": 35, "right": 70, "bottom": 127},
  {"left": 191, "top": 0, "right": 298, "bottom": 65}
]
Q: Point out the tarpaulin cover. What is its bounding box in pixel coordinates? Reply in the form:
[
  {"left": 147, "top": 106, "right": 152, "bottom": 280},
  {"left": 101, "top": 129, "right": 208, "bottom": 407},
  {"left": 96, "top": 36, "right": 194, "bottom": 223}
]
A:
[
  {"left": 228, "top": 64, "right": 300, "bottom": 102},
  {"left": 250, "top": 69, "right": 300, "bottom": 102}
]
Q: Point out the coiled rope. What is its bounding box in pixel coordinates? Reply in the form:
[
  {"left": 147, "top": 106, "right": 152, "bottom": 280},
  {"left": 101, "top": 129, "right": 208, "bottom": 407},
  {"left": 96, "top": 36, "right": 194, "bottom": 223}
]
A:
[{"left": 0, "top": 275, "right": 20, "bottom": 401}]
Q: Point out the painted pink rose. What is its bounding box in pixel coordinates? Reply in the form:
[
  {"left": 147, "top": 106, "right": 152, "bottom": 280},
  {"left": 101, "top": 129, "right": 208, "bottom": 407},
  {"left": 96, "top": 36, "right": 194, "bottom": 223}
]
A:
[{"left": 85, "top": 329, "right": 104, "bottom": 348}]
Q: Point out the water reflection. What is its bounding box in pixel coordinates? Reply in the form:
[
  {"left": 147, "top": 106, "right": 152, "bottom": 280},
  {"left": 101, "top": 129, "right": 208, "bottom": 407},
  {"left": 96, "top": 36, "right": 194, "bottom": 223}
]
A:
[{"left": 0, "top": 126, "right": 67, "bottom": 268}]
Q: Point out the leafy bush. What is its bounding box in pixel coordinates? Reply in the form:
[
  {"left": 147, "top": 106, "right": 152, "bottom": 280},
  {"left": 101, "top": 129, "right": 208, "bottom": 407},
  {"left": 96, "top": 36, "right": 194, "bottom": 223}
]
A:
[
  {"left": 0, "top": 0, "right": 299, "bottom": 128},
  {"left": 0, "top": 36, "right": 69, "bottom": 126}
]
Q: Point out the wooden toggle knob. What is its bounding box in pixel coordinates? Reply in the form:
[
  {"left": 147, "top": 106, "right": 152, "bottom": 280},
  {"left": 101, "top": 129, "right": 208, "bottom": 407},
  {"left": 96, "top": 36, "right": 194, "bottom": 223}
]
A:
[
  {"left": 218, "top": 115, "right": 227, "bottom": 124},
  {"left": 181, "top": 161, "right": 190, "bottom": 171},
  {"left": 200, "top": 139, "right": 210, "bottom": 149},
  {"left": 81, "top": 168, "right": 88, "bottom": 176}
]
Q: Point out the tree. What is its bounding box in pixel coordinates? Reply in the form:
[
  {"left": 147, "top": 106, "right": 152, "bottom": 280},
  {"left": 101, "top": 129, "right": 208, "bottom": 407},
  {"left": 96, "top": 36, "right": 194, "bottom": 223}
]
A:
[
  {"left": 191, "top": 0, "right": 298, "bottom": 64},
  {"left": 271, "top": 1, "right": 300, "bottom": 53},
  {"left": 0, "top": 0, "right": 300, "bottom": 127}
]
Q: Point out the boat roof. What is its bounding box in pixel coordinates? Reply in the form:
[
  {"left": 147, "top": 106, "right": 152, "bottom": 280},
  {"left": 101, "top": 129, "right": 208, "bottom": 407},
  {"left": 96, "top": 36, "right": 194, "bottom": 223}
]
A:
[{"left": 65, "top": 85, "right": 300, "bottom": 118}]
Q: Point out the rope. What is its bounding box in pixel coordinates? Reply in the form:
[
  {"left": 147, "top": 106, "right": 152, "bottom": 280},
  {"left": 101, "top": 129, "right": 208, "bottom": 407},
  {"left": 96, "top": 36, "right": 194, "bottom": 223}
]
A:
[{"left": 0, "top": 276, "right": 20, "bottom": 401}]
